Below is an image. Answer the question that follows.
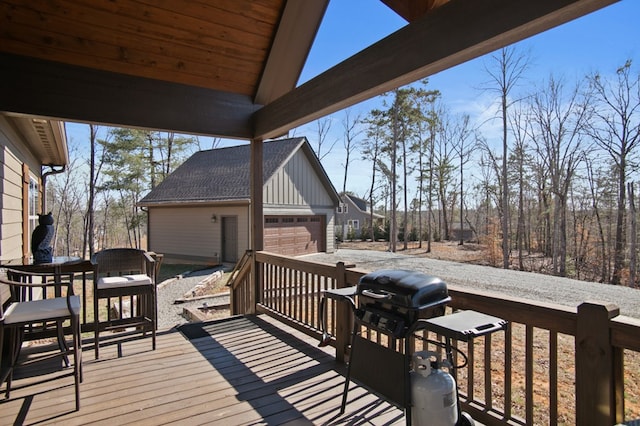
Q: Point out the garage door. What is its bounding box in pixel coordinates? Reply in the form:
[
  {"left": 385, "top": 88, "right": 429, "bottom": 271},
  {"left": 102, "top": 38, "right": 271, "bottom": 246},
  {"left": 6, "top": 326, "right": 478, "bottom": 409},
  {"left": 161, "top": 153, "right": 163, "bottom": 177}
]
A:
[{"left": 264, "top": 215, "right": 324, "bottom": 255}]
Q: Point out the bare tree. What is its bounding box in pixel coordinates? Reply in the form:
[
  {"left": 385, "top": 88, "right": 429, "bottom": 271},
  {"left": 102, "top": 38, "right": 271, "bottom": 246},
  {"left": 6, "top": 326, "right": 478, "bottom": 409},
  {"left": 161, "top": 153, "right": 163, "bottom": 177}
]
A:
[
  {"left": 509, "top": 102, "right": 532, "bottom": 269},
  {"left": 85, "top": 124, "right": 107, "bottom": 258},
  {"left": 629, "top": 181, "right": 637, "bottom": 286},
  {"left": 312, "top": 117, "right": 337, "bottom": 161},
  {"left": 450, "top": 114, "right": 473, "bottom": 245},
  {"left": 341, "top": 109, "right": 363, "bottom": 193},
  {"left": 585, "top": 157, "right": 611, "bottom": 282},
  {"left": 481, "top": 46, "right": 530, "bottom": 269},
  {"left": 195, "top": 136, "right": 222, "bottom": 151},
  {"left": 587, "top": 60, "right": 640, "bottom": 285},
  {"left": 434, "top": 109, "right": 459, "bottom": 241},
  {"left": 528, "top": 75, "right": 591, "bottom": 276}
]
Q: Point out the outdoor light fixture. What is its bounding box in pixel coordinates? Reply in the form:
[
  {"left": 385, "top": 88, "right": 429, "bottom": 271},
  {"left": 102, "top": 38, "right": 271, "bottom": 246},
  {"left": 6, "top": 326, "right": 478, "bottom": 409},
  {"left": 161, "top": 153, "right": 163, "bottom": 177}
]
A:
[{"left": 211, "top": 214, "right": 217, "bottom": 223}]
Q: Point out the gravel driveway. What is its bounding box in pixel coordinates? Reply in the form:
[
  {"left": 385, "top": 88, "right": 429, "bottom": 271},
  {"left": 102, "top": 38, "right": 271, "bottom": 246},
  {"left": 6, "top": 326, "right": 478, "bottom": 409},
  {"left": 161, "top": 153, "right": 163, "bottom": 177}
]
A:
[
  {"left": 157, "top": 269, "right": 229, "bottom": 330},
  {"left": 303, "top": 249, "right": 640, "bottom": 319},
  {"left": 156, "top": 249, "right": 640, "bottom": 330}
]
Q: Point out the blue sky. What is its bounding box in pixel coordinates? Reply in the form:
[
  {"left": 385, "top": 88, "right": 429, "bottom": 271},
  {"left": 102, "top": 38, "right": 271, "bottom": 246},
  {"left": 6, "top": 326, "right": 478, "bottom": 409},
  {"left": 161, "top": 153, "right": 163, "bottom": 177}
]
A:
[
  {"left": 292, "top": 0, "right": 640, "bottom": 197},
  {"left": 66, "top": 0, "right": 640, "bottom": 198}
]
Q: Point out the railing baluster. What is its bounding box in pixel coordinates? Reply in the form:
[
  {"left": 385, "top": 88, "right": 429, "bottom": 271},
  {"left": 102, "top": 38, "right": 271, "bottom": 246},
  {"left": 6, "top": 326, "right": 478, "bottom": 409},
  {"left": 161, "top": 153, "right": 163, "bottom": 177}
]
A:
[
  {"left": 485, "top": 333, "right": 492, "bottom": 411},
  {"left": 504, "top": 322, "right": 512, "bottom": 421},
  {"left": 468, "top": 339, "right": 475, "bottom": 401},
  {"left": 526, "top": 325, "right": 534, "bottom": 425},
  {"left": 550, "top": 330, "right": 558, "bottom": 426}
]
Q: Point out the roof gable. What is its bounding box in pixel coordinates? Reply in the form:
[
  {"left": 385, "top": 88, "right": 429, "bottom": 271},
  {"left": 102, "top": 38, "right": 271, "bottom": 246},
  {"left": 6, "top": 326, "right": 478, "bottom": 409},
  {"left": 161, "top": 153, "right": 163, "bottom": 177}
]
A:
[{"left": 140, "top": 137, "right": 338, "bottom": 205}]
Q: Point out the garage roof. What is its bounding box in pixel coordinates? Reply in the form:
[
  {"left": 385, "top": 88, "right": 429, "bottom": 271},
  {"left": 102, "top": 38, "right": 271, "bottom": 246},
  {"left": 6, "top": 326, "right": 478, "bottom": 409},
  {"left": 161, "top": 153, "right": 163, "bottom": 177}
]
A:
[{"left": 139, "top": 137, "right": 339, "bottom": 205}]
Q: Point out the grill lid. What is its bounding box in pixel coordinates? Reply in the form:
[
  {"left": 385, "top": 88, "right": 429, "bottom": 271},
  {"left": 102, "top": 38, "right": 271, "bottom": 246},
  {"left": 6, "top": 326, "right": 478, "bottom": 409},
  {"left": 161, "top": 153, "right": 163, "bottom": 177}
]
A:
[{"left": 357, "top": 269, "right": 449, "bottom": 310}]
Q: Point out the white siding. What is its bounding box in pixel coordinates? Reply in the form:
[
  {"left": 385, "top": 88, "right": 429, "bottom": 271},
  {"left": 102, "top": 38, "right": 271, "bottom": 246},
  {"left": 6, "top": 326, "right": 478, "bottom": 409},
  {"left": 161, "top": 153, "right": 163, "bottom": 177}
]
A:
[{"left": 148, "top": 205, "right": 250, "bottom": 264}]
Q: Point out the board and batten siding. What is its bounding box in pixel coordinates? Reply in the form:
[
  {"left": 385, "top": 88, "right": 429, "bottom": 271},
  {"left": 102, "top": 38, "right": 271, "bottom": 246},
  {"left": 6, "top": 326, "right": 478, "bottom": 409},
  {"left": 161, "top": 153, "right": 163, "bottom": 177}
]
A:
[
  {"left": 148, "top": 204, "right": 250, "bottom": 264},
  {"left": 263, "top": 148, "right": 337, "bottom": 253},
  {"left": 264, "top": 149, "right": 334, "bottom": 207}
]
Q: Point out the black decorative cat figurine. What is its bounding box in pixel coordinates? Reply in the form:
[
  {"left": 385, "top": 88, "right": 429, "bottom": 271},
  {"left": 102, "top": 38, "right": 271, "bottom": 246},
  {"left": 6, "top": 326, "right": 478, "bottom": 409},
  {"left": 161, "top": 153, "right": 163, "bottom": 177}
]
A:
[{"left": 32, "top": 212, "right": 54, "bottom": 264}]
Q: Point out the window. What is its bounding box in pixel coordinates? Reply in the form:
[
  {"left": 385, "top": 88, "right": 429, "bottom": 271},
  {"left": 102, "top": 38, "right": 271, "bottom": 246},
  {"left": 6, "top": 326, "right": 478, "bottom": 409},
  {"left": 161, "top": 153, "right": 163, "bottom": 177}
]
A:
[
  {"left": 265, "top": 218, "right": 279, "bottom": 224},
  {"left": 347, "top": 219, "right": 359, "bottom": 230},
  {"left": 337, "top": 203, "right": 348, "bottom": 214},
  {"left": 28, "top": 176, "right": 39, "bottom": 255}
]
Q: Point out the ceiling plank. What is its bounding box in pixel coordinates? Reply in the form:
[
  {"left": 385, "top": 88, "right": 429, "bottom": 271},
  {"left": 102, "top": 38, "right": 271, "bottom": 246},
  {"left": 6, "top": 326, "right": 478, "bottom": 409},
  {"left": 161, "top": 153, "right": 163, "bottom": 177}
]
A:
[
  {"left": 253, "top": 0, "right": 618, "bottom": 140},
  {"left": 0, "top": 53, "right": 259, "bottom": 138}
]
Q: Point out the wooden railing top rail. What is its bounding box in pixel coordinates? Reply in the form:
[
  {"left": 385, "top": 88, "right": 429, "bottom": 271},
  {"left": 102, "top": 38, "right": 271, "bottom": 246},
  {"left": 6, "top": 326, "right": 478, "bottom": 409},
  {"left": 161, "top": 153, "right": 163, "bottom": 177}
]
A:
[
  {"left": 448, "top": 285, "right": 578, "bottom": 335},
  {"left": 611, "top": 315, "right": 640, "bottom": 352},
  {"left": 256, "top": 251, "right": 352, "bottom": 277},
  {"left": 346, "top": 267, "right": 578, "bottom": 335},
  {"left": 227, "top": 250, "right": 253, "bottom": 291}
]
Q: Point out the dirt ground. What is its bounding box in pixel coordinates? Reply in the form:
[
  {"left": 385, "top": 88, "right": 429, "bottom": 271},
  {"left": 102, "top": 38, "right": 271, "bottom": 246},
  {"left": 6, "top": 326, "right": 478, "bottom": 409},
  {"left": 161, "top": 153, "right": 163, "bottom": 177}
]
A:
[{"left": 337, "top": 240, "right": 490, "bottom": 263}]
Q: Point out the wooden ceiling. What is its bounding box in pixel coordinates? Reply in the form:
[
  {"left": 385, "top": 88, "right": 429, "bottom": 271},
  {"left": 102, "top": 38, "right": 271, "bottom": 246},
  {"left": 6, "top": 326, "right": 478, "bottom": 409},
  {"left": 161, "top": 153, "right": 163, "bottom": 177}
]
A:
[{"left": 0, "top": 0, "right": 619, "bottom": 145}]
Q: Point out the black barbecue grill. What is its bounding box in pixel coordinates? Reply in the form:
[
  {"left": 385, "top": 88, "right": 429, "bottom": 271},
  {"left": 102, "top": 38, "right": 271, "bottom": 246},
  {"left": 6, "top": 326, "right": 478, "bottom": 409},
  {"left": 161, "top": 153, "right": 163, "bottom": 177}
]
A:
[
  {"left": 355, "top": 269, "right": 451, "bottom": 338},
  {"left": 319, "top": 269, "right": 507, "bottom": 426}
]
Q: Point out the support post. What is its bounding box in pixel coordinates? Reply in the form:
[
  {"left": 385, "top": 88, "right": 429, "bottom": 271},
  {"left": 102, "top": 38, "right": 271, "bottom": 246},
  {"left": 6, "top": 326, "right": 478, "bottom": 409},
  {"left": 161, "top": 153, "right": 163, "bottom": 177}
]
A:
[
  {"left": 249, "top": 138, "right": 264, "bottom": 315},
  {"left": 575, "top": 301, "right": 620, "bottom": 426}
]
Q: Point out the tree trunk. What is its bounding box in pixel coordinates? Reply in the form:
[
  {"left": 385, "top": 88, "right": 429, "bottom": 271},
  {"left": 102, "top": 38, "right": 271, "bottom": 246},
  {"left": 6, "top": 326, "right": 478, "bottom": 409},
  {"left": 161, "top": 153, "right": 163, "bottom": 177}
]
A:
[{"left": 629, "top": 181, "right": 637, "bottom": 287}]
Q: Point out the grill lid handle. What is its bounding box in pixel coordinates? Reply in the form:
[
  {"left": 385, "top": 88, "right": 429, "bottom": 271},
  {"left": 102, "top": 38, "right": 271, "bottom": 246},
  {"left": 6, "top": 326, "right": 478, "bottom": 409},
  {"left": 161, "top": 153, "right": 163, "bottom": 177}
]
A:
[{"left": 361, "top": 289, "right": 393, "bottom": 300}]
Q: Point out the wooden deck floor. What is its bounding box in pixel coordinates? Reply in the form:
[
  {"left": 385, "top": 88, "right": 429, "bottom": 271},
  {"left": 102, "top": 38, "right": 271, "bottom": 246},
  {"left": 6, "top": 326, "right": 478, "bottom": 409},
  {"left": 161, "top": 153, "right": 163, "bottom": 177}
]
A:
[{"left": 0, "top": 315, "right": 405, "bottom": 425}]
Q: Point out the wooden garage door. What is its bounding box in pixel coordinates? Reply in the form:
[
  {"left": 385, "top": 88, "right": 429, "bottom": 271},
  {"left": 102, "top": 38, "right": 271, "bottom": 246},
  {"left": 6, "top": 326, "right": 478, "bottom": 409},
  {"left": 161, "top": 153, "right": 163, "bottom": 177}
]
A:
[{"left": 264, "top": 215, "right": 324, "bottom": 255}]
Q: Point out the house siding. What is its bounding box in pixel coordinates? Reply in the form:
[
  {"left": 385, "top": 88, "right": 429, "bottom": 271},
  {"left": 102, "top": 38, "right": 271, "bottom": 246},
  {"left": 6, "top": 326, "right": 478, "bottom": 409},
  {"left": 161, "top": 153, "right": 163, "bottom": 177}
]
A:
[
  {"left": 264, "top": 149, "right": 333, "bottom": 207},
  {"left": 148, "top": 204, "right": 249, "bottom": 264},
  {"left": 0, "top": 123, "right": 41, "bottom": 264}
]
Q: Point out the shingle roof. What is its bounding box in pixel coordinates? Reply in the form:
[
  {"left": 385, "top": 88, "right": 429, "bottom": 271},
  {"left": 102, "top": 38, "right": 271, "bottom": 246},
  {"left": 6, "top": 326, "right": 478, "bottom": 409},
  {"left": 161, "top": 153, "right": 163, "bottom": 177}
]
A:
[
  {"left": 139, "top": 138, "right": 308, "bottom": 204},
  {"left": 346, "top": 194, "right": 368, "bottom": 212}
]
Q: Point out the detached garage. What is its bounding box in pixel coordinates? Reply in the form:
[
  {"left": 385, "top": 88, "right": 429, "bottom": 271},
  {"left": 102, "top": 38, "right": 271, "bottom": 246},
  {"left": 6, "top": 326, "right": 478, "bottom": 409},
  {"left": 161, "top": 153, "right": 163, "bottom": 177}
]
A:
[{"left": 139, "top": 137, "right": 339, "bottom": 264}]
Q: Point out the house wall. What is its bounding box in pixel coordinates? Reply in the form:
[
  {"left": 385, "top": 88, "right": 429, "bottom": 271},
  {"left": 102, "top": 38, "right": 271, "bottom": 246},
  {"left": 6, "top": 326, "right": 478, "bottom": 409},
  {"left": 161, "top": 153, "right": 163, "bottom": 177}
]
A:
[
  {"left": 147, "top": 204, "right": 250, "bottom": 264},
  {"left": 264, "top": 149, "right": 336, "bottom": 252},
  {"left": 0, "top": 118, "right": 41, "bottom": 264},
  {"left": 337, "top": 196, "right": 382, "bottom": 240},
  {"left": 264, "top": 149, "right": 334, "bottom": 207}
]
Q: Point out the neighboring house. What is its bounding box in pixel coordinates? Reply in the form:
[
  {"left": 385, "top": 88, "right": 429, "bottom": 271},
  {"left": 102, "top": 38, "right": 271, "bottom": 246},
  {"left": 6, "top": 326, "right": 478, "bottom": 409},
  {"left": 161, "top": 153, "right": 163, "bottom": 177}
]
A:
[
  {"left": 450, "top": 224, "right": 475, "bottom": 242},
  {"left": 0, "top": 114, "right": 67, "bottom": 265},
  {"left": 139, "top": 137, "right": 340, "bottom": 265},
  {"left": 336, "top": 193, "right": 384, "bottom": 240}
]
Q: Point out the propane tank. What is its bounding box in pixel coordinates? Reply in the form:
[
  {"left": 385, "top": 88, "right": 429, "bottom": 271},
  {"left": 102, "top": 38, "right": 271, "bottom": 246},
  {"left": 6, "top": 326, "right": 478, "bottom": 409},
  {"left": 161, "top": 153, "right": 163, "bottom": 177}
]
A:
[{"left": 410, "top": 351, "right": 458, "bottom": 426}]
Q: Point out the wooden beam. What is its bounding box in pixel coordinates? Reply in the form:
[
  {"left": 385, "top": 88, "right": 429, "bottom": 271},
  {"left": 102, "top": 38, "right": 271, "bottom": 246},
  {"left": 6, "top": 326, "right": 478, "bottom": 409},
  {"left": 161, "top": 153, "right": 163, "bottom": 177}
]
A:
[
  {"left": 0, "top": 53, "right": 259, "bottom": 139},
  {"left": 253, "top": 0, "right": 618, "bottom": 139},
  {"left": 255, "top": 0, "right": 328, "bottom": 105}
]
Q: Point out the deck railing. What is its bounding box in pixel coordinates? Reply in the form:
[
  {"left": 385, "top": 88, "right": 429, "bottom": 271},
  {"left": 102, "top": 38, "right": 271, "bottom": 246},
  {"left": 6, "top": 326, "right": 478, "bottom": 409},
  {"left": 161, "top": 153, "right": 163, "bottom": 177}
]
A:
[{"left": 228, "top": 251, "right": 640, "bottom": 426}]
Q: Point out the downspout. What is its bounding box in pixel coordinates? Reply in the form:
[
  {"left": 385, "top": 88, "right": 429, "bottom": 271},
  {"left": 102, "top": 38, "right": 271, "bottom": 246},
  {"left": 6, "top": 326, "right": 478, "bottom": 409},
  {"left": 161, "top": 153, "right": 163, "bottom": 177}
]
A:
[
  {"left": 41, "top": 164, "right": 66, "bottom": 213},
  {"left": 140, "top": 206, "right": 150, "bottom": 251}
]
